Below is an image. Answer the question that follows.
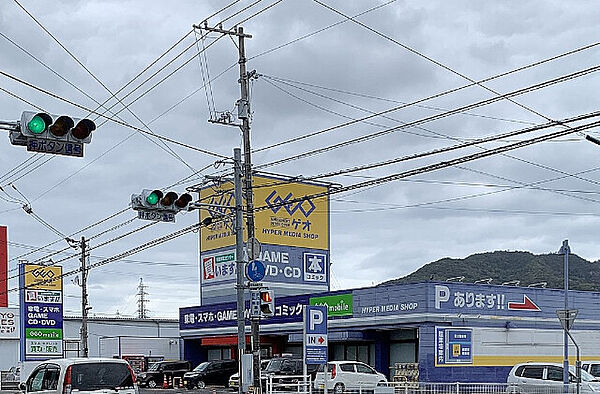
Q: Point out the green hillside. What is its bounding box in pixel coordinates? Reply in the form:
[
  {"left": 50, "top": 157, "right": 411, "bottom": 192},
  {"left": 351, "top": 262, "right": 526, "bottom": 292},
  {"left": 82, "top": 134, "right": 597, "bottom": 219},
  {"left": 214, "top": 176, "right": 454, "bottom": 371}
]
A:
[{"left": 381, "top": 250, "right": 600, "bottom": 291}]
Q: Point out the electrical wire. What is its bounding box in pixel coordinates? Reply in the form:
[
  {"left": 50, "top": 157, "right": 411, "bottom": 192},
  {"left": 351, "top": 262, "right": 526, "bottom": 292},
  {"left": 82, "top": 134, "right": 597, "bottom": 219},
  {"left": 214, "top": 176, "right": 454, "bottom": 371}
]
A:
[
  {"left": 2, "top": 222, "right": 202, "bottom": 296},
  {"left": 255, "top": 64, "right": 600, "bottom": 168},
  {"left": 262, "top": 74, "right": 536, "bottom": 126},
  {"left": 254, "top": 41, "right": 600, "bottom": 154}
]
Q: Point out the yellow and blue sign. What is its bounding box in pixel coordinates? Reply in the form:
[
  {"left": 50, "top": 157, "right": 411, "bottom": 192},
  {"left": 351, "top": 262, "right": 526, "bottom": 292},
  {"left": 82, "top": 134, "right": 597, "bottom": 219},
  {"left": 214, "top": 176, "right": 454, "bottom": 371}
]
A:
[
  {"left": 199, "top": 174, "right": 330, "bottom": 303},
  {"left": 200, "top": 174, "right": 329, "bottom": 251},
  {"left": 19, "top": 264, "right": 63, "bottom": 361}
]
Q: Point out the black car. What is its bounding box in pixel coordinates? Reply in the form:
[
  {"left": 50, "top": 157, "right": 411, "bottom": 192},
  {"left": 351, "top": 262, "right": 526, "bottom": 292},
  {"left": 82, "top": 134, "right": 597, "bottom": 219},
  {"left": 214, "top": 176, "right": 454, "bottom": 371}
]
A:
[
  {"left": 184, "top": 359, "right": 238, "bottom": 389},
  {"left": 137, "top": 360, "right": 191, "bottom": 388}
]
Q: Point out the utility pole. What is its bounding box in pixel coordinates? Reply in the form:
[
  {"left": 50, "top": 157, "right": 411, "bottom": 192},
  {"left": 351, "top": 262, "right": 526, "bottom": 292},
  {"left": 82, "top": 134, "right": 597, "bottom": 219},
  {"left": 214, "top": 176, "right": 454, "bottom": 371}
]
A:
[
  {"left": 137, "top": 278, "right": 149, "bottom": 319},
  {"left": 80, "top": 236, "right": 89, "bottom": 358},
  {"left": 559, "top": 240, "right": 570, "bottom": 394},
  {"left": 196, "top": 23, "right": 259, "bottom": 393},
  {"left": 236, "top": 26, "right": 262, "bottom": 393}
]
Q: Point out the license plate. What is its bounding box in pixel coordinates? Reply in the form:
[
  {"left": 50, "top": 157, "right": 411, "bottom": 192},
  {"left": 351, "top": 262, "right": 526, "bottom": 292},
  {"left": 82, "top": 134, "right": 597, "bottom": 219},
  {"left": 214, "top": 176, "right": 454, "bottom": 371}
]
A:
[{"left": 319, "top": 385, "right": 324, "bottom": 389}]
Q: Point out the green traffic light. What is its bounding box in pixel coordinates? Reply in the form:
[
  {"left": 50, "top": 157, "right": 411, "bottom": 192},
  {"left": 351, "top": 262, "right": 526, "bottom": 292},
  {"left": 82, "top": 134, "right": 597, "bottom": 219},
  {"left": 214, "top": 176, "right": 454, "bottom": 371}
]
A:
[
  {"left": 27, "top": 115, "right": 47, "bottom": 134},
  {"left": 146, "top": 192, "right": 160, "bottom": 205}
]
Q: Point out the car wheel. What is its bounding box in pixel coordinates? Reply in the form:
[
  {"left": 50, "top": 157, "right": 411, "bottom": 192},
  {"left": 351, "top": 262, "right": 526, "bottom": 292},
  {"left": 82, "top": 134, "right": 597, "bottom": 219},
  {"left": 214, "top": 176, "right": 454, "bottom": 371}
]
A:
[
  {"left": 147, "top": 380, "right": 158, "bottom": 388},
  {"left": 334, "top": 383, "right": 345, "bottom": 394},
  {"left": 196, "top": 380, "right": 206, "bottom": 389}
]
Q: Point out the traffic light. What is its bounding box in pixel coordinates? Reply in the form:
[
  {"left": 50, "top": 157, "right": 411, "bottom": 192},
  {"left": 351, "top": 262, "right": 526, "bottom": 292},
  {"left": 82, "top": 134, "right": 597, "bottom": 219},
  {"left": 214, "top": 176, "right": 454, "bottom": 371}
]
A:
[
  {"left": 259, "top": 290, "right": 274, "bottom": 317},
  {"left": 20, "top": 111, "right": 96, "bottom": 143},
  {"left": 131, "top": 189, "right": 194, "bottom": 222}
]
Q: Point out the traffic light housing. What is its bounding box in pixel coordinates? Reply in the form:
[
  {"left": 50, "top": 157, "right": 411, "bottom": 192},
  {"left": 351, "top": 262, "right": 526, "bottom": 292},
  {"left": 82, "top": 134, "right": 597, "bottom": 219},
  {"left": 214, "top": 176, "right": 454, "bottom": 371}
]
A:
[
  {"left": 20, "top": 111, "right": 96, "bottom": 143},
  {"left": 131, "top": 189, "right": 194, "bottom": 222},
  {"left": 259, "top": 290, "right": 274, "bottom": 317}
]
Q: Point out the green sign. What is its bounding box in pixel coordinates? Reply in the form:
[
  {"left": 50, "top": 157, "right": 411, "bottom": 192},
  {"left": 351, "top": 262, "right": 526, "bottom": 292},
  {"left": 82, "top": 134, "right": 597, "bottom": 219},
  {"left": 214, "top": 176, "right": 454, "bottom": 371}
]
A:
[
  {"left": 26, "top": 328, "right": 63, "bottom": 340},
  {"left": 310, "top": 294, "right": 353, "bottom": 317},
  {"left": 215, "top": 253, "right": 235, "bottom": 263}
]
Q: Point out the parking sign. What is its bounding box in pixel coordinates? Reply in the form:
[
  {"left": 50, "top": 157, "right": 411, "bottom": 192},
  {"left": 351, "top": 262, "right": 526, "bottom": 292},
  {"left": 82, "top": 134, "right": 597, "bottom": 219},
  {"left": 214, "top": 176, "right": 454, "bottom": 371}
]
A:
[{"left": 304, "top": 305, "right": 328, "bottom": 365}]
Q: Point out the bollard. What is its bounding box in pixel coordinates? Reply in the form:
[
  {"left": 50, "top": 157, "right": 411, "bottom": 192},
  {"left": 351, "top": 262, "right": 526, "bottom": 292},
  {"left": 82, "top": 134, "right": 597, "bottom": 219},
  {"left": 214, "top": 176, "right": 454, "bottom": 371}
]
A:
[{"left": 162, "top": 375, "right": 168, "bottom": 389}]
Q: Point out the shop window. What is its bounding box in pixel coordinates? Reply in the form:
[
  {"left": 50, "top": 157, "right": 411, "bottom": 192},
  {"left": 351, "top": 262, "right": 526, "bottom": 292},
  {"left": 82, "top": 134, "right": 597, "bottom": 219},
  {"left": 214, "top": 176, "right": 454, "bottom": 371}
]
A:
[
  {"left": 207, "top": 348, "right": 231, "bottom": 360},
  {"left": 331, "top": 344, "right": 374, "bottom": 365}
]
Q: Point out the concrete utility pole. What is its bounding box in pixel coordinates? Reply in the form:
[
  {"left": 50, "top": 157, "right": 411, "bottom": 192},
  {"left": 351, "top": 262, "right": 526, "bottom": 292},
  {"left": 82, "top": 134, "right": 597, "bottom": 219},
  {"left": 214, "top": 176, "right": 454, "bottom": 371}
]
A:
[
  {"left": 80, "top": 236, "right": 89, "bottom": 358},
  {"left": 195, "top": 23, "right": 259, "bottom": 393},
  {"left": 233, "top": 148, "right": 246, "bottom": 394},
  {"left": 559, "top": 239, "right": 571, "bottom": 394},
  {"left": 236, "top": 26, "right": 262, "bottom": 393}
]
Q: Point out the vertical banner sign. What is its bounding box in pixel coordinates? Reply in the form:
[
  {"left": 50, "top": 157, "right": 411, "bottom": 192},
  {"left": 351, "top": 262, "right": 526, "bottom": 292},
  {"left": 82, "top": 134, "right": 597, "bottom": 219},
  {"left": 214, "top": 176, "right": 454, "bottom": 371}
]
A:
[
  {"left": 435, "top": 327, "right": 472, "bottom": 366},
  {"left": 304, "top": 305, "right": 328, "bottom": 364},
  {"left": 0, "top": 226, "right": 7, "bottom": 307},
  {"left": 19, "top": 263, "right": 63, "bottom": 361}
]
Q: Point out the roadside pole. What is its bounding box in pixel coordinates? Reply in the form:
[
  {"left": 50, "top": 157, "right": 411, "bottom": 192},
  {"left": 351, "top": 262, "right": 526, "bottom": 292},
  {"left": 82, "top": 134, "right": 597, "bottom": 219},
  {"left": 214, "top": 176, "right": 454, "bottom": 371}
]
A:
[
  {"left": 234, "top": 148, "right": 246, "bottom": 394},
  {"left": 559, "top": 240, "right": 570, "bottom": 394},
  {"left": 80, "top": 236, "right": 89, "bottom": 357}
]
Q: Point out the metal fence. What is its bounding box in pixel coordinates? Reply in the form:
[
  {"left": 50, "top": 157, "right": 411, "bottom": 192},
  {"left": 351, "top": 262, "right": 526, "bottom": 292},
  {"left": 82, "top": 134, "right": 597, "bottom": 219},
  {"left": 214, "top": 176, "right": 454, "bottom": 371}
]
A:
[
  {"left": 266, "top": 379, "right": 582, "bottom": 394},
  {"left": 0, "top": 371, "right": 19, "bottom": 391}
]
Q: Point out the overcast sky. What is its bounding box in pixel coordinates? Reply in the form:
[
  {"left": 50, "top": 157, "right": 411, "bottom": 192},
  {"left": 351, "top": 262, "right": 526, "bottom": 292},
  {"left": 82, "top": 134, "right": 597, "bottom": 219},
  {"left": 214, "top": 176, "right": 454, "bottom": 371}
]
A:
[{"left": 1, "top": 0, "right": 600, "bottom": 319}]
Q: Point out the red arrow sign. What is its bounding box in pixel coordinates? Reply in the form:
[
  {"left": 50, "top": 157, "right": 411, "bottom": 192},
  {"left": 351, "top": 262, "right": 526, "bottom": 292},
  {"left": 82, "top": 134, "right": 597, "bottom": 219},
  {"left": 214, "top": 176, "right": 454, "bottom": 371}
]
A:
[
  {"left": 508, "top": 295, "right": 540, "bottom": 311},
  {"left": 318, "top": 336, "right": 325, "bottom": 344}
]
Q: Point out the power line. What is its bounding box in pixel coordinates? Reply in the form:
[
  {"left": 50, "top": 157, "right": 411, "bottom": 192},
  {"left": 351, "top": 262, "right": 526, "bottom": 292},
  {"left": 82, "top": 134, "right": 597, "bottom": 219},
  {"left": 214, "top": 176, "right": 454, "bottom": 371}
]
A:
[
  {"left": 253, "top": 41, "right": 600, "bottom": 154},
  {"left": 255, "top": 64, "right": 600, "bottom": 168},
  {"left": 2, "top": 222, "right": 202, "bottom": 296}
]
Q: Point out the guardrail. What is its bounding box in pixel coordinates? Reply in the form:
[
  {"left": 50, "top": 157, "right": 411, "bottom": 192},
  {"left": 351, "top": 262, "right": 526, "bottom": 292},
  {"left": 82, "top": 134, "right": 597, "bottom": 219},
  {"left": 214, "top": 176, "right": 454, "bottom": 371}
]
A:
[
  {"left": 0, "top": 371, "right": 20, "bottom": 391},
  {"left": 266, "top": 379, "right": 582, "bottom": 394}
]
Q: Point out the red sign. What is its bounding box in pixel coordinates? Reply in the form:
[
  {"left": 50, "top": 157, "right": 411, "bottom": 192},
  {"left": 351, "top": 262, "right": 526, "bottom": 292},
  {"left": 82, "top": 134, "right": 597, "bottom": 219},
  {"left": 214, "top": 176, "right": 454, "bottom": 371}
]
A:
[
  {"left": 508, "top": 295, "right": 540, "bottom": 311},
  {"left": 0, "top": 226, "right": 7, "bottom": 307}
]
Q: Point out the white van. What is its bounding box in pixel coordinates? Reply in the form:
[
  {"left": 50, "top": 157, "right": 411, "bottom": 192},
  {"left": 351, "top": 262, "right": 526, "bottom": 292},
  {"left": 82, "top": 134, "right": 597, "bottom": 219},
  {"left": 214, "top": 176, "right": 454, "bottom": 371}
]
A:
[
  {"left": 506, "top": 362, "right": 600, "bottom": 394},
  {"left": 20, "top": 358, "right": 138, "bottom": 394}
]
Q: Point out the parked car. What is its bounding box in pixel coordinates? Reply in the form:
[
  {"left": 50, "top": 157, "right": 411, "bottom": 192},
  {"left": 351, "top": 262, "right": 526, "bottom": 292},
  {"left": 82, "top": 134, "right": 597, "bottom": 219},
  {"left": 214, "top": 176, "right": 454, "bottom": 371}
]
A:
[
  {"left": 506, "top": 362, "right": 600, "bottom": 394},
  {"left": 183, "top": 359, "right": 238, "bottom": 389},
  {"left": 581, "top": 361, "right": 600, "bottom": 378},
  {"left": 136, "top": 360, "right": 191, "bottom": 388},
  {"left": 261, "top": 356, "right": 318, "bottom": 391},
  {"left": 19, "top": 358, "right": 137, "bottom": 394},
  {"left": 313, "top": 361, "right": 387, "bottom": 394},
  {"left": 229, "top": 359, "right": 270, "bottom": 390}
]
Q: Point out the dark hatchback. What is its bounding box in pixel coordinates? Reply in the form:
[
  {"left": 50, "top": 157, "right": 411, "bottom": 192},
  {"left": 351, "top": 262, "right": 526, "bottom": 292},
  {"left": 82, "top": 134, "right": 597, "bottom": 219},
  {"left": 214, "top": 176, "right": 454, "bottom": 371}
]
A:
[
  {"left": 183, "top": 360, "right": 238, "bottom": 389},
  {"left": 137, "top": 360, "right": 191, "bottom": 388}
]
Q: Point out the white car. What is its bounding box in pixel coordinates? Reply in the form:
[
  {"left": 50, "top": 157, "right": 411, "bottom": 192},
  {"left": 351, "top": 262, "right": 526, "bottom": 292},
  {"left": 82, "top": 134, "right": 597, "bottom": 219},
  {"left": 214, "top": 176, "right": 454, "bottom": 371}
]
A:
[
  {"left": 313, "top": 361, "right": 387, "bottom": 394},
  {"left": 582, "top": 361, "right": 600, "bottom": 378},
  {"left": 19, "top": 358, "right": 138, "bottom": 394},
  {"left": 506, "top": 362, "right": 600, "bottom": 394}
]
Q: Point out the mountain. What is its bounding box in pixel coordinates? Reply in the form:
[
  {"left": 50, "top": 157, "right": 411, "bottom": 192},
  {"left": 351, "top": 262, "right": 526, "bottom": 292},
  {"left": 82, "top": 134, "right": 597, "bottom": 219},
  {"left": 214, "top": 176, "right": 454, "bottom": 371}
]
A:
[{"left": 381, "top": 250, "right": 600, "bottom": 291}]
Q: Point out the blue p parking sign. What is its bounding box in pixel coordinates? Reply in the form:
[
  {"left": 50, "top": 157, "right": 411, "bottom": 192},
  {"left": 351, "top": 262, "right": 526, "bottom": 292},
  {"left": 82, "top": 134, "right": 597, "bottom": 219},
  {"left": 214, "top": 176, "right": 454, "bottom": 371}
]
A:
[{"left": 304, "top": 305, "right": 328, "bottom": 364}]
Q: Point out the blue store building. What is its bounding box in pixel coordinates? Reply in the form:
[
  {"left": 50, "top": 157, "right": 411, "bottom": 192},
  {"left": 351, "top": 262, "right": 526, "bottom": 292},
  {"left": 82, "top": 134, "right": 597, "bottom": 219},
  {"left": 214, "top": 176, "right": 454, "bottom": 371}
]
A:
[{"left": 179, "top": 281, "right": 600, "bottom": 383}]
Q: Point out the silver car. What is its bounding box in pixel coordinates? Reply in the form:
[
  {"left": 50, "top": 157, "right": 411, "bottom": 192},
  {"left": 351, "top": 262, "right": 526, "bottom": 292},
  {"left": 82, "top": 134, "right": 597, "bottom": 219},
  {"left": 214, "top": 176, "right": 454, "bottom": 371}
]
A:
[
  {"left": 506, "top": 362, "right": 600, "bottom": 394},
  {"left": 20, "top": 358, "right": 138, "bottom": 394}
]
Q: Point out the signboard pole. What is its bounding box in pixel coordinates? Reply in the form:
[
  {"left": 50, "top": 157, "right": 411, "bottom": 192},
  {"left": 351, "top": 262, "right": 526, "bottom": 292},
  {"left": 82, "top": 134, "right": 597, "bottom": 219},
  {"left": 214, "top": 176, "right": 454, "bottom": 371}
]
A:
[
  {"left": 305, "top": 305, "right": 328, "bottom": 393},
  {"left": 0, "top": 226, "right": 6, "bottom": 307},
  {"left": 234, "top": 148, "right": 246, "bottom": 394},
  {"left": 302, "top": 307, "right": 307, "bottom": 391}
]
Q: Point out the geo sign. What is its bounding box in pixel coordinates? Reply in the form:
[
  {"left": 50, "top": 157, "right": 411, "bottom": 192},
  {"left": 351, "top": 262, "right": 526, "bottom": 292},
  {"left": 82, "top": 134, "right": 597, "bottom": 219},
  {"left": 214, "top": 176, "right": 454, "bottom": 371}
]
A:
[{"left": 19, "top": 264, "right": 64, "bottom": 360}]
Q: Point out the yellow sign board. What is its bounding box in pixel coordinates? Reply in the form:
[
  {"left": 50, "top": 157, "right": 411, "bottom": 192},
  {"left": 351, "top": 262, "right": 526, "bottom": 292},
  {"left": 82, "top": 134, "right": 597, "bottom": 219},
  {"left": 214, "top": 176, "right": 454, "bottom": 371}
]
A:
[
  {"left": 200, "top": 175, "right": 329, "bottom": 251},
  {"left": 24, "top": 264, "right": 62, "bottom": 291}
]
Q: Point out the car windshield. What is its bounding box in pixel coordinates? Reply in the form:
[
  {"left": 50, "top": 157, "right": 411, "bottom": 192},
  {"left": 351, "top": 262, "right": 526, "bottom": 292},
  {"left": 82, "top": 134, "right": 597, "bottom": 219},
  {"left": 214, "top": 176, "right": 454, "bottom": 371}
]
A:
[
  {"left": 71, "top": 363, "right": 133, "bottom": 391},
  {"left": 570, "top": 366, "right": 597, "bottom": 382},
  {"left": 193, "top": 362, "right": 209, "bottom": 372},
  {"left": 265, "top": 359, "right": 285, "bottom": 372}
]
